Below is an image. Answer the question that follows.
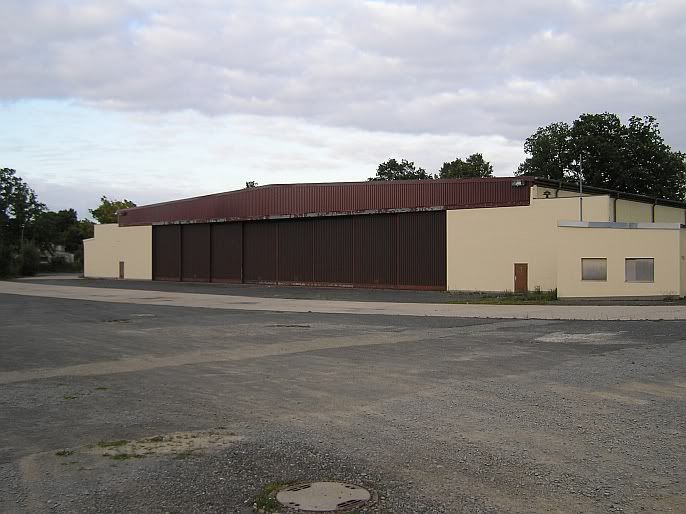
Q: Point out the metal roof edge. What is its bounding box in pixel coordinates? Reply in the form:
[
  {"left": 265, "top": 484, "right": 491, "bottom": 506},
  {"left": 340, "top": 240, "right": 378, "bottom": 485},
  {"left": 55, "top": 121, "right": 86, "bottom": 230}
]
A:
[{"left": 533, "top": 178, "right": 686, "bottom": 209}]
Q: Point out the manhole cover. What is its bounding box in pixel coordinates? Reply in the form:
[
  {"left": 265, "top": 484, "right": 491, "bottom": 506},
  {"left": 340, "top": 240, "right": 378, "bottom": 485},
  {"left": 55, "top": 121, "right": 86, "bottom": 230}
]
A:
[{"left": 275, "top": 482, "right": 372, "bottom": 512}]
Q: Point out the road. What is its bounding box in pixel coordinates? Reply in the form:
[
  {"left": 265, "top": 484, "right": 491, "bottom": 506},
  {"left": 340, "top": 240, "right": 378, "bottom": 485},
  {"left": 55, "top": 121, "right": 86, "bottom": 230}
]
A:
[{"left": 0, "top": 280, "right": 685, "bottom": 513}]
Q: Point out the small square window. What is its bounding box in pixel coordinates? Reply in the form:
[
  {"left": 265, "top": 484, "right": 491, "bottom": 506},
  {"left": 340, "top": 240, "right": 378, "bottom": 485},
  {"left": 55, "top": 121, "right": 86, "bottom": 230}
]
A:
[
  {"left": 581, "top": 258, "right": 607, "bottom": 281},
  {"left": 626, "top": 258, "right": 654, "bottom": 282}
]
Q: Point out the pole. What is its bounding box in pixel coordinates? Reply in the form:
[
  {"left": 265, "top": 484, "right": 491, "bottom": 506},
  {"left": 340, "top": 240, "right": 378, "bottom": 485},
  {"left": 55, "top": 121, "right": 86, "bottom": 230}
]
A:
[{"left": 578, "top": 155, "right": 583, "bottom": 221}]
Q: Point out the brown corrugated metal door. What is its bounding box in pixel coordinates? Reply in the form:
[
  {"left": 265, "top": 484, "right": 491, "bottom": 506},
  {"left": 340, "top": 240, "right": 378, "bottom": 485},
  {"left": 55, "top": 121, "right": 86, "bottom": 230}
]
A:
[
  {"left": 211, "top": 223, "right": 242, "bottom": 282},
  {"left": 243, "top": 221, "right": 278, "bottom": 283},
  {"left": 313, "top": 217, "right": 354, "bottom": 285},
  {"left": 153, "top": 225, "right": 181, "bottom": 281},
  {"left": 278, "top": 219, "right": 314, "bottom": 284},
  {"left": 397, "top": 211, "right": 446, "bottom": 289},
  {"left": 353, "top": 214, "right": 397, "bottom": 287},
  {"left": 181, "top": 224, "right": 210, "bottom": 282}
]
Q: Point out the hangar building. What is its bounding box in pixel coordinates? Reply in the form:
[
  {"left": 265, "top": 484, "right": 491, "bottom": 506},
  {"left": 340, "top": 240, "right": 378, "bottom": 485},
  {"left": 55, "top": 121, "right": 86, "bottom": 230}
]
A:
[{"left": 84, "top": 177, "right": 686, "bottom": 298}]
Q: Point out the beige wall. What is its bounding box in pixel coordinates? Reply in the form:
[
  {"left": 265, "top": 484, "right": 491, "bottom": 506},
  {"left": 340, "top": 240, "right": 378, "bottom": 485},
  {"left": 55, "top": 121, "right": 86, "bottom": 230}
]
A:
[
  {"left": 615, "top": 199, "right": 653, "bottom": 222},
  {"left": 655, "top": 205, "right": 686, "bottom": 223},
  {"left": 531, "top": 185, "right": 591, "bottom": 199},
  {"left": 556, "top": 225, "right": 682, "bottom": 298},
  {"left": 446, "top": 195, "right": 611, "bottom": 292},
  {"left": 682, "top": 231, "right": 686, "bottom": 296},
  {"left": 84, "top": 224, "right": 152, "bottom": 279}
]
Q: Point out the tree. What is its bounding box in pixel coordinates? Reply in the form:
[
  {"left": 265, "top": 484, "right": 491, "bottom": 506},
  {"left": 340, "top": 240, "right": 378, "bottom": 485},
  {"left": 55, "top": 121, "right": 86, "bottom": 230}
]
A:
[
  {"left": 517, "top": 113, "right": 686, "bottom": 200},
  {"left": 0, "top": 168, "right": 46, "bottom": 276},
  {"left": 89, "top": 196, "right": 137, "bottom": 224},
  {"left": 517, "top": 122, "right": 572, "bottom": 180},
  {"left": 438, "top": 153, "right": 494, "bottom": 179},
  {"left": 368, "top": 159, "right": 434, "bottom": 181},
  {"left": 245, "top": 181, "right": 258, "bottom": 188}
]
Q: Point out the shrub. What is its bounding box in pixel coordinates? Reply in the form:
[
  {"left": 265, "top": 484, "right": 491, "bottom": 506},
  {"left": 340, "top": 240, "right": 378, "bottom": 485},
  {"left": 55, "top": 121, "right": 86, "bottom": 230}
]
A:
[{"left": 20, "top": 243, "right": 41, "bottom": 276}]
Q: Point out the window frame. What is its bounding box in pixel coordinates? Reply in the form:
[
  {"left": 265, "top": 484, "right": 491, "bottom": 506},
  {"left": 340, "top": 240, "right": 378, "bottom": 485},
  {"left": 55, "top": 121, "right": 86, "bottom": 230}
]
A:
[
  {"left": 625, "top": 258, "right": 655, "bottom": 283},
  {"left": 581, "top": 258, "right": 608, "bottom": 282}
]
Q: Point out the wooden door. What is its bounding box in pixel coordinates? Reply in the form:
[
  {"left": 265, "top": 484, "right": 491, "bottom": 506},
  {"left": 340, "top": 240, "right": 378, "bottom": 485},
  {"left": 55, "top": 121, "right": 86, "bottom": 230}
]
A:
[{"left": 514, "top": 263, "right": 528, "bottom": 293}]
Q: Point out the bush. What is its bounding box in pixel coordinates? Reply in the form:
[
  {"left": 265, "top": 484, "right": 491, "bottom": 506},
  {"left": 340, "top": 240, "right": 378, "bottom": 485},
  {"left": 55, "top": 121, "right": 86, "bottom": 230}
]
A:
[
  {"left": 20, "top": 243, "right": 41, "bottom": 276},
  {"left": 0, "top": 242, "right": 11, "bottom": 278}
]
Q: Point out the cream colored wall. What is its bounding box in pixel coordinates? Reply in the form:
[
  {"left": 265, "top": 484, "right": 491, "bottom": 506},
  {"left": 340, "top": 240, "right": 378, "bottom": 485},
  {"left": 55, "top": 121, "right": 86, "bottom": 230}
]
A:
[
  {"left": 531, "top": 185, "right": 590, "bottom": 199},
  {"left": 615, "top": 199, "right": 653, "bottom": 222},
  {"left": 84, "top": 224, "right": 152, "bottom": 279},
  {"left": 681, "top": 231, "right": 686, "bottom": 296},
  {"left": 446, "top": 195, "right": 611, "bottom": 292},
  {"left": 655, "top": 205, "right": 686, "bottom": 223},
  {"left": 556, "top": 226, "right": 682, "bottom": 297}
]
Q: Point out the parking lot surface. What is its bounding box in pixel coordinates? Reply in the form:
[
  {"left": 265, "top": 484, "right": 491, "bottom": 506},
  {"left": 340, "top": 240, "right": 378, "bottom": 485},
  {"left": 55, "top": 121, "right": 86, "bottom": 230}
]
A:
[{"left": 1, "top": 287, "right": 685, "bottom": 513}]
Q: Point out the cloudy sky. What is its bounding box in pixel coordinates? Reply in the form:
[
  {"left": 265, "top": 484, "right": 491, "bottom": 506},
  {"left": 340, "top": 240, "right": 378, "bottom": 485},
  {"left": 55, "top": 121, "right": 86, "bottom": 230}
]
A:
[{"left": 1, "top": 0, "right": 684, "bottom": 218}]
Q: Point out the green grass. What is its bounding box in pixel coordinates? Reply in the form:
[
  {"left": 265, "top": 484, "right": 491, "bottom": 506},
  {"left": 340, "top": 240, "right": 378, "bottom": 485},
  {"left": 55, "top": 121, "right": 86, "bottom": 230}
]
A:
[
  {"left": 94, "top": 387, "right": 109, "bottom": 391},
  {"left": 449, "top": 289, "right": 558, "bottom": 305},
  {"left": 253, "top": 482, "right": 293, "bottom": 513},
  {"left": 63, "top": 395, "right": 78, "bottom": 400},
  {"left": 173, "top": 449, "right": 203, "bottom": 460},
  {"left": 55, "top": 449, "right": 74, "bottom": 457},
  {"left": 110, "top": 453, "right": 145, "bottom": 461},
  {"left": 97, "top": 439, "right": 129, "bottom": 448}
]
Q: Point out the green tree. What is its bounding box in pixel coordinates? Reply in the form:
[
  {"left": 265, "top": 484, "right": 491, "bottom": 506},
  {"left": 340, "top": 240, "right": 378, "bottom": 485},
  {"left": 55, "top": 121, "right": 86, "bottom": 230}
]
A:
[
  {"left": 438, "top": 153, "right": 494, "bottom": 179},
  {"left": 368, "top": 159, "right": 434, "bottom": 181},
  {"left": 245, "top": 181, "right": 258, "bottom": 188},
  {"left": 517, "top": 113, "right": 686, "bottom": 200},
  {"left": 517, "top": 122, "right": 572, "bottom": 180},
  {"left": 1, "top": 168, "right": 45, "bottom": 276},
  {"left": 89, "top": 196, "right": 136, "bottom": 224}
]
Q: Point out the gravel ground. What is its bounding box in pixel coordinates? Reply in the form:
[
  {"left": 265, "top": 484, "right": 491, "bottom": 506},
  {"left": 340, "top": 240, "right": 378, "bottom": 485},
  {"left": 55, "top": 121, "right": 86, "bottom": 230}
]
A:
[{"left": 1, "top": 293, "right": 684, "bottom": 513}]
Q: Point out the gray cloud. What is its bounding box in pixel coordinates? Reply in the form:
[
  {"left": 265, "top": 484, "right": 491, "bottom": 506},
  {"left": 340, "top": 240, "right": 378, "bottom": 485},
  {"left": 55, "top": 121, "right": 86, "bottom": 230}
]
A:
[{"left": 2, "top": 0, "right": 685, "bottom": 148}]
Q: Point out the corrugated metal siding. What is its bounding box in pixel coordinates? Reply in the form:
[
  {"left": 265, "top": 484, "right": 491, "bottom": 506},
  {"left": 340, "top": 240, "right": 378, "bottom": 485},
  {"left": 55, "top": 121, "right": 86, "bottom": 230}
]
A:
[
  {"left": 397, "top": 211, "right": 446, "bottom": 288},
  {"left": 181, "top": 224, "right": 210, "bottom": 282},
  {"left": 243, "top": 221, "right": 278, "bottom": 283},
  {"left": 120, "top": 178, "right": 533, "bottom": 226},
  {"left": 312, "top": 217, "right": 354, "bottom": 285},
  {"left": 153, "top": 225, "right": 181, "bottom": 281},
  {"left": 278, "top": 219, "right": 314, "bottom": 283},
  {"left": 353, "top": 214, "right": 397, "bottom": 287},
  {"left": 153, "top": 212, "right": 447, "bottom": 289},
  {"left": 210, "top": 223, "right": 242, "bottom": 282}
]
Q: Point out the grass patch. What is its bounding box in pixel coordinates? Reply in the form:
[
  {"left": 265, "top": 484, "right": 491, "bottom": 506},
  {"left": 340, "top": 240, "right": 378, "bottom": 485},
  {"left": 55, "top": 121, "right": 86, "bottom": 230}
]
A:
[
  {"left": 94, "top": 387, "right": 109, "bottom": 391},
  {"left": 145, "top": 435, "right": 164, "bottom": 443},
  {"left": 63, "top": 395, "right": 78, "bottom": 400},
  {"left": 449, "top": 289, "right": 558, "bottom": 305},
  {"left": 173, "top": 449, "right": 202, "bottom": 460},
  {"left": 97, "top": 439, "right": 128, "bottom": 448},
  {"left": 55, "top": 449, "right": 74, "bottom": 457},
  {"left": 110, "top": 453, "right": 145, "bottom": 461},
  {"left": 254, "top": 482, "right": 294, "bottom": 513}
]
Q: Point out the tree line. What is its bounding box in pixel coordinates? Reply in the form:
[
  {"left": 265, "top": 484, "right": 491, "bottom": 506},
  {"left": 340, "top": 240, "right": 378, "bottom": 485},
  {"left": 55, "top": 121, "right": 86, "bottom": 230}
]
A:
[
  {"left": 0, "top": 168, "right": 135, "bottom": 277},
  {"left": 367, "top": 113, "right": 686, "bottom": 202}
]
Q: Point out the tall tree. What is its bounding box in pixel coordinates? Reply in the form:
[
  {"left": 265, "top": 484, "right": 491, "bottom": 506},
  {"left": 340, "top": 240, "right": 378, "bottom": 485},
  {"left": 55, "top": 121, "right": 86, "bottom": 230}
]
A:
[
  {"left": 438, "top": 153, "right": 493, "bottom": 179},
  {"left": 368, "top": 159, "right": 434, "bottom": 181},
  {"left": 517, "top": 114, "right": 686, "bottom": 200},
  {"left": 0, "top": 168, "right": 46, "bottom": 276},
  {"left": 89, "top": 196, "right": 137, "bottom": 224}
]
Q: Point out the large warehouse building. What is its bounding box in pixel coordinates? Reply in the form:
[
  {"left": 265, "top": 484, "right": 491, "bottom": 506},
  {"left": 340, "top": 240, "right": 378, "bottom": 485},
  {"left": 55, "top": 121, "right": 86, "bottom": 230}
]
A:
[{"left": 84, "top": 177, "right": 686, "bottom": 298}]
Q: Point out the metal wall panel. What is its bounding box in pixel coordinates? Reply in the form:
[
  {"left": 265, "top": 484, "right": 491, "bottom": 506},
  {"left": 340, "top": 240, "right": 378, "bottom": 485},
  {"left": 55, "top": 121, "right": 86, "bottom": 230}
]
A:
[
  {"left": 211, "top": 223, "right": 242, "bottom": 282},
  {"left": 243, "top": 221, "right": 278, "bottom": 283},
  {"left": 277, "top": 219, "right": 314, "bottom": 283},
  {"left": 119, "top": 177, "right": 534, "bottom": 226},
  {"left": 181, "top": 224, "right": 210, "bottom": 282},
  {"left": 397, "top": 211, "right": 446, "bottom": 288},
  {"left": 152, "top": 225, "right": 181, "bottom": 281},
  {"left": 312, "top": 217, "right": 354, "bottom": 285},
  {"left": 353, "top": 214, "right": 397, "bottom": 287}
]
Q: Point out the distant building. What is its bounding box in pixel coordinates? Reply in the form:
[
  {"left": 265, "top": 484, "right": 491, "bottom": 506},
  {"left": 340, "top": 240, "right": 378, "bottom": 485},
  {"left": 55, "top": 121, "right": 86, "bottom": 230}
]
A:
[
  {"left": 41, "top": 244, "right": 75, "bottom": 265},
  {"left": 84, "top": 177, "right": 686, "bottom": 298}
]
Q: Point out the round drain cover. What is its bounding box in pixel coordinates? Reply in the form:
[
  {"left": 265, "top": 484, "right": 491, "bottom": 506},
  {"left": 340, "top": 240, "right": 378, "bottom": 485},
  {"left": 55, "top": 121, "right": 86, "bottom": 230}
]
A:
[{"left": 275, "top": 481, "right": 371, "bottom": 512}]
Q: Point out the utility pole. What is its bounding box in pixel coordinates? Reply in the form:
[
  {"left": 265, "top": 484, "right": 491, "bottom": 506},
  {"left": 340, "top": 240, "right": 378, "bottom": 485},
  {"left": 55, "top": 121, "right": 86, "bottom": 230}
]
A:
[{"left": 578, "top": 155, "right": 583, "bottom": 221}]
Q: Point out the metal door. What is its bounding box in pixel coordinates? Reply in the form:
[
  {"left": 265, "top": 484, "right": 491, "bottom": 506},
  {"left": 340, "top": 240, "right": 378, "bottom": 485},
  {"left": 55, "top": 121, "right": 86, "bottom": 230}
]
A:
[{"left": 514, "top": 263, "right": 528, "bottom": 293}]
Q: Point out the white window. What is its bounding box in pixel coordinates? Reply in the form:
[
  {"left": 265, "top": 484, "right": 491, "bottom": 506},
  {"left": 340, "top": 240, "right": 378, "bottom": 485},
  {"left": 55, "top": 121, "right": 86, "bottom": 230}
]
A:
[
  {"left": 626, "top": 258, "right": 654, "bottom": 282},
  {"left": 581, "top": 258, "right": 607, "bottom": 281}
]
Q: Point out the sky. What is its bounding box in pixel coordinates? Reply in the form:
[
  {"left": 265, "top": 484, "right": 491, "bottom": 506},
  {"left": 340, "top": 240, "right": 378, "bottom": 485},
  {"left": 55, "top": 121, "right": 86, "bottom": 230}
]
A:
[{"left": 1, "top": 0, "right": 684, "bottom": 219}]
